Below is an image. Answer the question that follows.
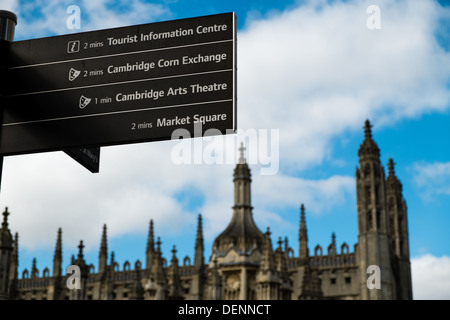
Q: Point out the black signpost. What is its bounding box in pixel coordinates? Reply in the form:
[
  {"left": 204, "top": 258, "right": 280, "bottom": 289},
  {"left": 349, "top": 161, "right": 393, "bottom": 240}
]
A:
[
  {"left": 64, "top": 147, "right": 100, "bottom": 173},
  {"left": 1, "top": 12, "right": 237, "bottom": 158},
  {"left": 0, "top": 10, "right": 102, "bottom": 174}
]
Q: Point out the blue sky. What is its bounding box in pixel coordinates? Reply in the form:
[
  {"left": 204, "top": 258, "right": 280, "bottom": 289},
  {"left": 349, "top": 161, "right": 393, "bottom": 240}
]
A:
[{"left": 1, "top": 0, "right": 450, "bottom": 299}]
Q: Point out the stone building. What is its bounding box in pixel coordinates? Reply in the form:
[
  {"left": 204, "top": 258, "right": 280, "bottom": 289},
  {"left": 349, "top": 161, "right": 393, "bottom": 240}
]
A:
[{"left": 0, "top": 120, "right": 413, "bottom": 300}]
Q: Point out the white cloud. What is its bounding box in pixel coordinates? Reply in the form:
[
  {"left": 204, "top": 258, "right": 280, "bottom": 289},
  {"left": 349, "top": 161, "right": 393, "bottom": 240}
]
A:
[
  {"left": 237, "top": 0, "right": 450, "bottom": 170},
  {"left": 1, "top": 0, "right": 18, "bottom": 12},
  {"left": 13, "top": 0, "right": 171, "bottom": 40},
  {"left": 411, "top": 161, "right": 450, "bottom": 201},
  {"left": 411, "top": 254, "right": 450, "bottom": 299}
]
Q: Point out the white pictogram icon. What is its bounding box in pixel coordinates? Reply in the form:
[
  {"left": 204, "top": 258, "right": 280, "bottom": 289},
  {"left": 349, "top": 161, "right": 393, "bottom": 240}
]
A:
[
  {"left": 69, "top": 68, "right": 81, "bottom": 81},
  {"left": 67, "top": 40, "right": 80, "bottom": 53},
  {"left": 79, "top": 95, "right": 91, "bottom": 109}
]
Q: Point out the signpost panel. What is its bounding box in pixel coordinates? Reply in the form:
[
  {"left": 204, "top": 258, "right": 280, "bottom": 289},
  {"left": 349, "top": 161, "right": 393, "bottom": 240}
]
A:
[
  {"left": 1, "top": 12, "right": 236, "bottom": 156},
  {"left": 64, "top": 147, "right": 100, "bottom": 173}
]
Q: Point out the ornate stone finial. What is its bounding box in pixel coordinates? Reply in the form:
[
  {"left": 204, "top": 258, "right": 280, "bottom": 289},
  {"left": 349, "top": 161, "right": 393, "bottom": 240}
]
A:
[
  {"left": 265, "top": 227, "right": 271, "bottom": 236},
  {"left": 31, "top": 258, "right": 38, "bottom": 278},
  {"left": 171, "top": 245, "right": 178, "bottom": 266},
  {"left": 300, "top": 204, "right": 306, "bottom": 222},
  {"left": 358, "top": 119, "right": 380, "bottom": 159},
  {"left": 77, "top": 240, "right": 85, "bottom": 260},
  {"left": 156, "top": 237, "right": 162, "bottom": 252},
  {"left": 277, "top": 237, "right": 283, "bottom": 250},
  {"left": 238, "top": 142, "right": 246, "bottom": 164},
  {"left": 196, "top": 214, "right": 203, "bottom": 238},
  {"left": 388, "top": 158, "right": 395, "bottom": 175},
  {"left": 2, "top": 207, "right": 10, "bottom": 228},
  {"left": 364, "top": 119, "right": 373, "bottom": 139}
]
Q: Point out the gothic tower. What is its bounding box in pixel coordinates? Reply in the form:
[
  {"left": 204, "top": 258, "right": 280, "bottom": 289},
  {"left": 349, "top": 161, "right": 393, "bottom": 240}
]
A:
[
  {"left": 47, "top": 228, "right": 62, "bottom": 300},
  {"left": 356, "top": 120, "right": 396, "bottom": 299},
  {"left": 385, "top": 158, "right": 413, "bottom": 299},
  {"left": 210, "top": 143, "right": 265, "bottom": 300},
  {"left": 188, "top": 214, "right": 205, "bottom": 299},
  {"left": 0, "top": 208, "right": 14, "bottom": 300}
]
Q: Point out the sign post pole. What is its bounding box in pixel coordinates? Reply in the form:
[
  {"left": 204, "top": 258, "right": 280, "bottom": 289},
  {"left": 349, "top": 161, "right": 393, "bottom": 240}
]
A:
[{"left": 0, "top": 10, "right": 18, "bottom": 192}]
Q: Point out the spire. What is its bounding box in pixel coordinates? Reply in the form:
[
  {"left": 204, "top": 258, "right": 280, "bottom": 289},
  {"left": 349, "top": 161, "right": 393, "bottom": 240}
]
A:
[
  {"left": 52, "top": 228, "right": 62, "bottom": 277},
  {"left": 358, "top": 119, "right": 380, "bottom": 160},
  {"left": 8, "top": 232, "right": 19, "bottom": 299},
  {"left": 0, "top": 207, "right": 13, "bottom": 251},
  {"left": 194, "top": 214, "right": 204, "bottom": 268},
  {"left": 31, "top": 258, "right": 38, "bottom": 278},
  {"left": 78, "top": 240, "right": 84, "bottom": 260},
  {"left": 386, "top": 158, "right": 402, "bottom": 192},
  {"left": 364, "top": 119, "right": 373, "bottom": 140},
  {"left": 99, "top": 224, "right": 108, "bottom": 274},
  {"left": 388, "top": 158, "right": 395, "bottom": 176},
  {"left": 2, "top": 207, "right": 9, "bottom": 229},
  {"left": 260, "top": 227, "right": 275, "bottom": 272},
  {"left": 299, "top": 204, "right": 309, "bottom": 259},
  {"left": 328, "top": 233, "right": 337, "bottom": 256},
  {"left": 213, "top": 143, "right": 264, "bottom": 256},
  {"left": 110, "top": 251, "right": 115, "bottom": 271},
  {"left": 238, "top": 142, "right": 246, "bottom": 164},
  {"left": 168, "top": 245, "right": 183, "bottom": 299},
  {"left": 170, "top": 245, "right": 178, "bottom": 266},
  {"left": 12, "top": 232, "right": 18, "bottom": 266},
  {"left": 146, "top": 220, "right": 155, "bottom": 270},
  {"left": 151, "top": 237, "right": 166, "bottom": 284}
]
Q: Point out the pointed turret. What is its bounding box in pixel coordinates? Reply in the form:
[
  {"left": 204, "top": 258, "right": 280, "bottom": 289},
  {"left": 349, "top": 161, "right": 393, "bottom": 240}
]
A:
[
  {"left": 190, "top": 214, "right": 205, "bottom": 300},
  {"left": 71, "top": 240, "right": 89, "bottom": 300},
  {"left": 386, "top": 158, "right": 402, "bottom": 193},
  {"left": 0, "top": 207, "right": 13, "bottom": 250},
  {"left": 260, "top": 227, "right": 276, "bottom": 272},
  {"left": 212, "top": 143, "right": 264, "bottom": 256},
  {"left": 8, "top": 232, "right": 18, "bottom": 299},
  {"left": 150, "top": 237, "right": 168, "bottom": 300},
  {"left": 385, "top": 158, "right": 413, "bottom": 299},
  {"left": 356, "top": 120, "right": 396, "bottom": 300},
  {"left": 194, "top": 214, "right": 204, "bottom": 269},
  {"left": 167, "top": 245, "right": 183, "bottom": 300},
  {"left": 256, "top": 227, "right": 279, "bottom": 299},
  {"left": 358, "top": 119, "right": 380, "bottom": 161},
  {"left": 31, "top": 258, "right": 38, "bottom": 278},
  {"left": 99, "top": 224, "right": 108, "bottom": 274},
  {"left": 52, "top": 228, "right": 62, "bottom": 277},
  {"left": 146, "top": 220, "right": 155, "bottom": 270},
  {"left": 299, "top": 204, "right": 309, "bottom": 259},
  {"left": 328, "top": 233, "right": 337, "bottom": 256}
]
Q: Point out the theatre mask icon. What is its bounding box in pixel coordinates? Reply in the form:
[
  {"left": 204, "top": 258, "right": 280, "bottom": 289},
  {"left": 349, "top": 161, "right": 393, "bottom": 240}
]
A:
[
  {"left": 69, "top": 68, "right": 81, "bottom": 81},
  {"left": 79, "top": 95, "right": 91, "bottom": 109}
]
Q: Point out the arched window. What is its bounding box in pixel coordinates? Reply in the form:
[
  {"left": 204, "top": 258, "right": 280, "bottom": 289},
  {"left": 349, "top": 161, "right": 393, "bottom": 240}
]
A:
[
  {"left": 43, "top": 268, "right": 50, "bottom": 278},
  {"left": 123, "top": 261, "right": 130, "bottom": 271},
  {"left": 183, "top": 256, "right": 191, "bottom": 266},
  {"left": 22, "top": 269, "right": 29, "bottom": 279}
]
